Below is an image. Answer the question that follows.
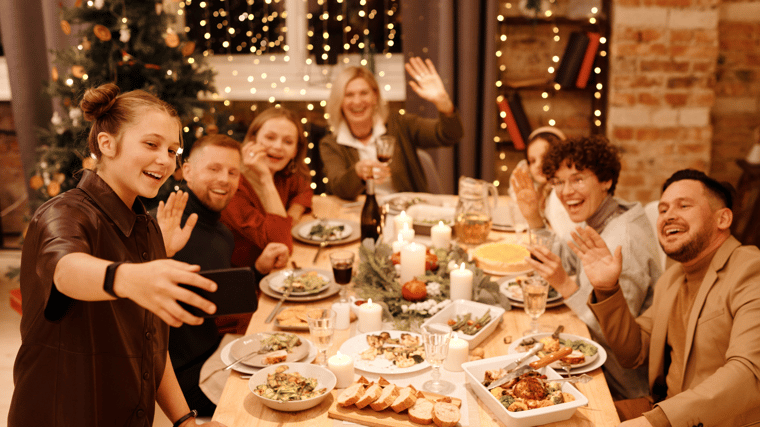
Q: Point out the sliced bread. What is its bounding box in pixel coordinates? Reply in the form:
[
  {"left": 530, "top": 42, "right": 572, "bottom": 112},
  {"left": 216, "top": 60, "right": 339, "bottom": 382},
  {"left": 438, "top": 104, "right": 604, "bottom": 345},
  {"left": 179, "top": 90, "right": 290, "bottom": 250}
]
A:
[
  {"left": 355, "top": 382, "right": 383, "bottom": 408},
  {"left": 337, "top": 382, "right": 365, "bottom": 407},
  {"left": 369, "top": 384, "right": 398, "bottom": 411},
  {"left": 432, "top": 401, "right": 461, "bottom": 427},
  {"left": 390, "top": 385, "right": 419, "bottom": 413},
  {"left": 408, "top": 394, "right": 435, "bottom": 425}
]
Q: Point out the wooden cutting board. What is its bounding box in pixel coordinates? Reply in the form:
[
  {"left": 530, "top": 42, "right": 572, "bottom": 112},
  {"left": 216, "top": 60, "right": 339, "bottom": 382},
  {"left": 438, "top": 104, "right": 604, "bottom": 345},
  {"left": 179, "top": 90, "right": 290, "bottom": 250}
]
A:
[{"left": 327, "top": 389, "right": 461, "bottom": 427}]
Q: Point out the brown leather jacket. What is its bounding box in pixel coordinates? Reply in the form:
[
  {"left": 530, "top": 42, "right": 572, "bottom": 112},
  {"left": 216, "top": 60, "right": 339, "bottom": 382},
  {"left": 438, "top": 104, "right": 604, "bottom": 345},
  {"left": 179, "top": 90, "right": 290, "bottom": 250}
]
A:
[{"left": 9, "top": 170, "right": 168, "bottom": 427}]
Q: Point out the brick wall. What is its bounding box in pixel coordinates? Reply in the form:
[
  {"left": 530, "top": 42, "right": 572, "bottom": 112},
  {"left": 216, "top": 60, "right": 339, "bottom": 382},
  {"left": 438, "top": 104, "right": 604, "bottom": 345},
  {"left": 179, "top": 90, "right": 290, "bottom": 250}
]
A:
[
  {"left": 609, "top": 0, "right": 720, "bottom": 204},
  {"left": 712, "top": 0, "right": 760, "bottom": 185}
]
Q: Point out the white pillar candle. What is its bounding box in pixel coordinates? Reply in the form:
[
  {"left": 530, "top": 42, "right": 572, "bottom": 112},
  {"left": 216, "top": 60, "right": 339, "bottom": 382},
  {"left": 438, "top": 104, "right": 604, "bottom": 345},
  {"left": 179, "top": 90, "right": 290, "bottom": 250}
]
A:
[
  {"left": 358, "top": 299, "right": 383, "bottom": 333},
  {"left": 444, "top": 333, "right": 469, "bottom": 372},
  {"left": 430, "top": 221, "right": 452, "bottom": 248},
  {"left": 327, "top": 352, "right": 355, "bottom": 388},
  {"left": 400, "top": 242, "right": 426, "bottom": 284},
  {"left": 392, "top": 233, "right": 407, "bottom": 253},
  {"left": 332, "top": 301, "right": 351, "bottom": 330},
  {"left": 399, "top": 222, "right": 415, "bottom": 243},
  {"left": 450, "top": 263, "right": 474, "bottom": 301},
  {"left": 394, "top": 210, "right": 414, "bottom": 235}
]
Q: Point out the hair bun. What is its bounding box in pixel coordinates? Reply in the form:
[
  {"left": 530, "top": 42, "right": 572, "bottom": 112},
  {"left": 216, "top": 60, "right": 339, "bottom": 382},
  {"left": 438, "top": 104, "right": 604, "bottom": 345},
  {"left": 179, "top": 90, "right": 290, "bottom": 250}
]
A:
[{"left": 80, "top": 83, "right": 121, "bottom": 121}]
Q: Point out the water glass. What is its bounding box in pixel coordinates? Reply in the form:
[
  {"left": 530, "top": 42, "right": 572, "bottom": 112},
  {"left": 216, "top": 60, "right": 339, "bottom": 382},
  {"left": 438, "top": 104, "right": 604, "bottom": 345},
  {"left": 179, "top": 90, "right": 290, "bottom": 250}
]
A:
[
  {"left": 329, "top": 251, "right": 354, "bottom": 303},
  {"left": 421, "top": 324, "right": 455, "bottom": 394},
  {"left": 528, "top": 228, "right": 555, "bottom": 260},
  {"left": 307, "top": 308, "right": 336, "bottom": 366},
  {"left": 521, "top": 277, "right": 550, "bottom": 335}
]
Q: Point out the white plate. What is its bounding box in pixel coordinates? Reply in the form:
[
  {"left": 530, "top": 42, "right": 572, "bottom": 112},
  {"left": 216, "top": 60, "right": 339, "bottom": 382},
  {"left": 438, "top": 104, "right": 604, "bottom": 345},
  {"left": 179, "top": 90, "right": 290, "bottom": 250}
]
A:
[
  {"left": 268, "top": 270, "right": 331, "bottom": 296},
  {"left": 462, "top": 354, "right": 588, "bottom": 427},
  {"left": 498, "top": 275, "right": 562, "bottom": 303},
  {"left": 491, "top": 223, "right": 515, "bottom": 232},
  {"left": 229, "top": 332, "right": 310, "bottom": 368},
  {"left": 297, "top": 219, "right": 353, "bottom": 241},
  {"left": 508, "top": 332, "right": 607, "bottom": 375},
  {"left": 249, "top": 363, "right": 336, "bottom": 412},
  {"left": 379, "top": 193, "right": 452, "bottom": 215},
  {"left": 260, "top": 268, "right": 341, "bottom": 302},
  {"left": 221, "top": 337, "right": 317, "bottom": 375},
  {"left": 497, "top": 276, "right": 565, "bottom": 309},
  {"left": 421, "top": 300, "right": 505, "bottom": 349},
  {"left": 338, "top": 331, "right": 429, "bottom": 375}
]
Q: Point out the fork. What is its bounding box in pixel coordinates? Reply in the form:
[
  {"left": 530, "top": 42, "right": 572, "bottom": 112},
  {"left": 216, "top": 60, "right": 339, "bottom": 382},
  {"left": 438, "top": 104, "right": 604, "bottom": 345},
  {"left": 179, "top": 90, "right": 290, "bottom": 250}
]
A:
[{"left": 312, "top": 218, "right": 329, "bottom": 264}]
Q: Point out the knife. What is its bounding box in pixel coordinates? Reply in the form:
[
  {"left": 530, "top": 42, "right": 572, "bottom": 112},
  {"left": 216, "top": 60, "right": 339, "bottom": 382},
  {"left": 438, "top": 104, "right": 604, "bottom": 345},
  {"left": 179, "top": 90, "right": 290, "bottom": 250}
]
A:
[
  {"left": 503, "top": 342, "right": 544, "bottom": 373},
  {"left": 487, "top": 365, "right": 534, "bottom": 390},
  {"left": 264, "top": 262, "right": 300, "bottom": 324},
  {"left": 552, "top": 324, "right": 564, "bottom": 340}
]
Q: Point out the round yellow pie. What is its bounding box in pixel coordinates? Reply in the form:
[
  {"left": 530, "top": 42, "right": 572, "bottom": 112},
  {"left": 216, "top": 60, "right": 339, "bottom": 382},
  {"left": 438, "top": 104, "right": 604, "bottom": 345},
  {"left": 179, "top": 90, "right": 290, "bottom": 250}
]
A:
[{"left": 471, "top": 242, "right": 531, "bottom": 275}]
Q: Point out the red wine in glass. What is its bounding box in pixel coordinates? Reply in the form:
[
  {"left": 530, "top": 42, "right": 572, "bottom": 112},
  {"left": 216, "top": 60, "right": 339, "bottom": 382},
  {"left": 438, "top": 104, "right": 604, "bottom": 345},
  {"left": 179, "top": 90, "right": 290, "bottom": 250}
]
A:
[
  {"left": 377, "top": 154, "right": 392, "bottom": 163},
  {"left": 332, "top": 262, "right": 353, "bottom": 285}
]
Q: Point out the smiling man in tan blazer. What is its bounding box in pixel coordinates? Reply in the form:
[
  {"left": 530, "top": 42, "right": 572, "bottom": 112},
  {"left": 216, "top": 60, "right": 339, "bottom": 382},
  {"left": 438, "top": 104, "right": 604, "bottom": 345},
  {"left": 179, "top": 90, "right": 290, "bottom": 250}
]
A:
[{"left": 568, "top": 169, "right": 760, "bottom": 427}]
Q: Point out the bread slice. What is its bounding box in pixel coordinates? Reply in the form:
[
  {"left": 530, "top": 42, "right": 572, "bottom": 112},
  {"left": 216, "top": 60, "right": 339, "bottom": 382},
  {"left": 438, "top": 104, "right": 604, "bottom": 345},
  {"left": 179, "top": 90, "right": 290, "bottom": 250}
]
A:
[
  {"left": 355, "top": 382, "right": 383, "bottom": 409},
  {"left": 337, "top": 382, "right": 365, "bottom": 407},
  {"left": 369, "top": 384, "right": 398, "bottom": 411},
  {"left": 561, "top": 350, "right": 586, "bottom": 365},
  {"left": 262, "top": 349, "right": 287, "bottom": 365},
  {"left": 432, "top": 401, "right": 461, "bottom": 427},
  {"left": 408, "top": 393, "right": 435, "bottom": 425},
  {"left": 390, "top": 385, "right": 419, "bottom": 413}
]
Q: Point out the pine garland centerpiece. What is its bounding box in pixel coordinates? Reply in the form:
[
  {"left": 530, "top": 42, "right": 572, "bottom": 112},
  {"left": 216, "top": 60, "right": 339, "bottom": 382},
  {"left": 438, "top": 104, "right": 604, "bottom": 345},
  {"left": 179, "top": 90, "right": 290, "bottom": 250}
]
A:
[{"left": 353, "top": 240, "right": 502, "bottom": 331}]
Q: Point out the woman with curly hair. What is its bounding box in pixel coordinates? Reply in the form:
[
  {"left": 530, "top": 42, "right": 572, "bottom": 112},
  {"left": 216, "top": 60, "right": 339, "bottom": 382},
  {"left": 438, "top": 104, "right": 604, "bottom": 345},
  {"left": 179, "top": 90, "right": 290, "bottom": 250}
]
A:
[{"left": 514, "top": 135, "right": 662, "bottom": 401}]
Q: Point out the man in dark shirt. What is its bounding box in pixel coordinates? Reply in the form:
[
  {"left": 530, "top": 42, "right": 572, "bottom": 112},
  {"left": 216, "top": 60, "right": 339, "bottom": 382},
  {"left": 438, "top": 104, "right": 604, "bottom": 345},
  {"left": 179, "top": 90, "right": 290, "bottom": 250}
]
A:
[{"left": 166, "top": 134, "right": 288, "bottom": 416}]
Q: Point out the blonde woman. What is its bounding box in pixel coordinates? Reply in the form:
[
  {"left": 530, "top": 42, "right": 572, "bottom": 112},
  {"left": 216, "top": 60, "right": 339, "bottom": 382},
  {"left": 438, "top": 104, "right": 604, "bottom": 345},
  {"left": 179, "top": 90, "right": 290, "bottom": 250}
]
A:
[{"left": 320, "top": 58, "right": 463, "bottom": 200}]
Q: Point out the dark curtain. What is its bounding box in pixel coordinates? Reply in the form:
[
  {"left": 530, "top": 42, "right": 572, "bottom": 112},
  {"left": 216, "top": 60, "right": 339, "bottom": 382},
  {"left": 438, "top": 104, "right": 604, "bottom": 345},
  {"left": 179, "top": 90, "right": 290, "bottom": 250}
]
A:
[
  {"left": 402, "top": 0, "right": 498, "bottom": 194},
  {"left": 0, "top": 0, "right": 66, "bottom": 197}
]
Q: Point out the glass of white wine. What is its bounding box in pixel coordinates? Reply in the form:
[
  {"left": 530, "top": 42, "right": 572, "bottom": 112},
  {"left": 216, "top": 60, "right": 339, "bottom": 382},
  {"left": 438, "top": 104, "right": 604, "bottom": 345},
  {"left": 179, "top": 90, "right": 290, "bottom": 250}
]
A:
[
  {"left": 421, "top": 324, "right": 454, "bottom": 394},
  {"left": 521, "top": 277, "right": 550, "bottom": 335},
  {"left": 306, "top": 308, "right": 336, "bottom": 366}
]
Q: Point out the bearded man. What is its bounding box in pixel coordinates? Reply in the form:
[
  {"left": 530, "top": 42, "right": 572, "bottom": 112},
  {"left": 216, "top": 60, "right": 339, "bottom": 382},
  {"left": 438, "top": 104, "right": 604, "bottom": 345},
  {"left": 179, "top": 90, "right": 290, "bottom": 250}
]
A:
[{"left": 569, "top": 169, "right": 760, "bottom": 427}]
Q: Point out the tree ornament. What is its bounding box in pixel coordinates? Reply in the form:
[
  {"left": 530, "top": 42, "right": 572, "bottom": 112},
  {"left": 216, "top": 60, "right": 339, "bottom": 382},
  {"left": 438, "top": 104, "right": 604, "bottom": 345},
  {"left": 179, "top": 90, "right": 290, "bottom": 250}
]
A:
[
  {"left": 94, "top": 0, "right": 105, "bottom": 9},
  {"left": 82, "top": 37, "right": 91, "bottom": 50},
  {"left": 54, "top": 173, "right": 66, "bottom": 183},
  {"left": 51, "top": 67, "right": 59, "bottom": 81},
  {"left": 30, "top": 175, "right": 44, "bottom": 190},
  {"left": 74, "top": 0, "right": 82, "bottom": 6},
  {"left": 50, "top": 111, "right": 63, "bottom": 126},
  {"left": 69, "top": 108, "right": 83, "bottom": 127},
  {"left": 120, "top": 24, "right": 131, "bottom": 43},
  {"left": 71, "top": 65, "right": 86, "bottom": 78},
  {"left": 47, "top": 181, "right": 61, "bottom": 198},
  {"left": 181, "top": 41, "right": 196, "bottom": 57},
  {"left": 165, "top": 32, "right": 180, "bottom": 48},
  {"left": 60, "top": 20, "right": 72, "bottom": 35},
  {"left": 155, "top": 2, "right": 163, "bottom": 15},
  {"left": 93, "top": 24, "right": 112, "bottom": 41},
  {"left": 82, "top": 156, "right": 96, "bottom": 170}
]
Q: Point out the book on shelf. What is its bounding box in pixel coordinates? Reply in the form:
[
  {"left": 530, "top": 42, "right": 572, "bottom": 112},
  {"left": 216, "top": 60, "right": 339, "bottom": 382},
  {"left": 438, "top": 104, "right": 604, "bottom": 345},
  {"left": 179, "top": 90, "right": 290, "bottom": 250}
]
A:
[
  {"left": 554, "top": 31, "right": 590, "bottom": 89},
  {"left": 498, "top": 92, "right": 532, "bottom": 150},
  {"left": 576, "top": 32, "right": 601, "bottom": 89}
]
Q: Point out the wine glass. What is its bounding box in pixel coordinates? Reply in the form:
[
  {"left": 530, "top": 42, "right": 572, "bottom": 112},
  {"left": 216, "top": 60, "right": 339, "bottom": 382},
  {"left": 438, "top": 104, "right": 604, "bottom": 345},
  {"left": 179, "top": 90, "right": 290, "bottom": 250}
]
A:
[
  {"left": 528, "top": 228, "right": 555, "bottom": 261},
  {"left": 375, "top": 135, "right": 396, "bottom": 164},
  {"left": 329, "top": 251, "right": 354, "bottom": 303},
  {"left": 521, "top": 277, "right": 550, "bottom": 335},
  {"left": 421, "top": 324, "right": 455, "bottom": 394},
  {"left": 306, "top": 308, "right": 336, "bottom": 366}
]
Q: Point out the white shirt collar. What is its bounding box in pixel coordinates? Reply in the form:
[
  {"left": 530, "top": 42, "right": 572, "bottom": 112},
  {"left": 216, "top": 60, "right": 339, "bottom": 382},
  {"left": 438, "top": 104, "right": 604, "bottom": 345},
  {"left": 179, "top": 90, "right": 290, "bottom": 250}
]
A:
[{"left": 336, "top": 117, "right": 387, "bottom": 150}]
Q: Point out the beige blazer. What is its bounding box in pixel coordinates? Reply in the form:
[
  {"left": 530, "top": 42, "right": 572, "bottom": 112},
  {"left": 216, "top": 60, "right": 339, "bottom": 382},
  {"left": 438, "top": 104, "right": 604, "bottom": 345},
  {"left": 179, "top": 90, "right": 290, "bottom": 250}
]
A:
[{"left": 590, "top": 236, "right": 760, "bottom": 427}]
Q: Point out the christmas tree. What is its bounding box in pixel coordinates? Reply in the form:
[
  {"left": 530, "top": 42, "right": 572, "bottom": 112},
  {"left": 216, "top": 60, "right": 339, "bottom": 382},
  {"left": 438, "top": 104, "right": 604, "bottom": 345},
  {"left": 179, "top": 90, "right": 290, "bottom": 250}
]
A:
[{"left": 29, "top": 0, "right": 216, "bottom": 211}]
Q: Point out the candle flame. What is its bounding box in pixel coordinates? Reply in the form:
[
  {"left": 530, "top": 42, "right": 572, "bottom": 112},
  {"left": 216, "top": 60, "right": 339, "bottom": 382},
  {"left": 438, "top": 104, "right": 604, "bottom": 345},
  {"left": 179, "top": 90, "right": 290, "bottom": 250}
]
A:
[
  {"left": 367, "top": 298, "right": 373, "bottom": 305},
  {"left": 403, "top": 222, "right": 410, "bottom": 230},
  {"left": 397, "top": 233, "right": 404, "bottom": 242},
  {"left": 438, "top": 220, "right": 444, "bottom": 226},
  {"left": 460, "top": 263, "right": 466, "bottom": 271}
]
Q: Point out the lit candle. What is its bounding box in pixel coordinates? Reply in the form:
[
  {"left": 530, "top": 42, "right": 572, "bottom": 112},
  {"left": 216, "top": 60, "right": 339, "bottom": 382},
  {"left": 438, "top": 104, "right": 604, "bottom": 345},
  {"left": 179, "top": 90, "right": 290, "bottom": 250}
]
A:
[
  {"left": 444, "top": 333, "right": 469, "bottom": 372},
  {"left": 358, "top": 298, "right": 383, "bottom": 333},
  {"left": 450, "top": 263, "right": 474, "bottom": 301},
  {"left": 392, "top": 233, "right": 407, "bottom": 253},
  {"left": 400, "top": 242, "right": 426, "bottom": 284},
  {"left": 430, "top": 221, "right": 452, "bottom": 248},
  {"left": 332, "top": 301, "right": 351, "bottom": 330},
  {"left": 327, "top": 351, "right": 355, "bottom": 388},
  {"left": 400, "top": 222, "right": 415, "bottom": 243},
  {"left": 394, "top": 210, "right": 414, "bottom": 235}
]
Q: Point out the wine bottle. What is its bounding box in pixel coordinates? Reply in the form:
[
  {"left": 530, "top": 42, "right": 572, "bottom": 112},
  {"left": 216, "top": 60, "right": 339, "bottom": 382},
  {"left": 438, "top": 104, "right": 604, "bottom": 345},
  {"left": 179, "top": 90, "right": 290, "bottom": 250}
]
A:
[{"left": 360, "top": 178, "right": 382, "bottom": 242}]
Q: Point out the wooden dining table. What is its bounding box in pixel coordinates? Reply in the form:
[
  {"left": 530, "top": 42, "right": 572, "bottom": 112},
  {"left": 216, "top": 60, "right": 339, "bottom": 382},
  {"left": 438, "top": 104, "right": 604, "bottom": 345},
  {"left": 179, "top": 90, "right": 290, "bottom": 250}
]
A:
[{"left": 211, "top": 195, "right": 621, "bottom": 427}]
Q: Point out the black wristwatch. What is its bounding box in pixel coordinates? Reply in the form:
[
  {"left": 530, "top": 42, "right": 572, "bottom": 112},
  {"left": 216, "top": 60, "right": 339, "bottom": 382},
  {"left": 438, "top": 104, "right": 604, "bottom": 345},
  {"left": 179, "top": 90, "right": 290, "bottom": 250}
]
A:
[{"left": 172, "top": 409, "right": 197, "bottom": 427}]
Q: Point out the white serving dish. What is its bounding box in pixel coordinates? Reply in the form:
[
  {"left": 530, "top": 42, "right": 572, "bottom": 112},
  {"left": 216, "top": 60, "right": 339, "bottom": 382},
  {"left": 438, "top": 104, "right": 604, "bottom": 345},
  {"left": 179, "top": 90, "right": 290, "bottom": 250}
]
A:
[
  {"left": 248, "top": 363, "right": 336, "bottom": 412},
  {"left": 405, "top": 204, "right": 455, "bottom": 235},
  {"left": 462, "top": 354, "right": 588, "bottom": 427},
  {"left": 421, "top": 300, "right": 505, "bottom": 349}
]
